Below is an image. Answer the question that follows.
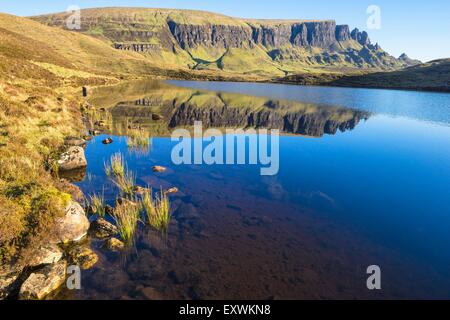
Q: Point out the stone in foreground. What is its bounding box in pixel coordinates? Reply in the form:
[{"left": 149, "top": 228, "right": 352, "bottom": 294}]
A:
[
  {"left": 28, "top": 244, "right": 63, "bottom": 267},
  {"left": 19, "top": 260, "right": 67, "bottom": 300},
  {"left": 57, "top": 146, "right": 87, "bottom": 171},
  {"left": 55, "top": 201, "right": 90, "bottom": 243}
]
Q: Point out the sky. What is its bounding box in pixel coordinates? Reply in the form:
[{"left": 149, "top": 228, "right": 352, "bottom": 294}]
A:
[{"left": 1, "top": 0, "right": 449, "bottom": 62}]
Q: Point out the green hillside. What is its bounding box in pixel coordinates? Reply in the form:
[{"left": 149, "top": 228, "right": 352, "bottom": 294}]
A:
[{"left": 31, "top": 7, "right": 413, "bottom": 76}]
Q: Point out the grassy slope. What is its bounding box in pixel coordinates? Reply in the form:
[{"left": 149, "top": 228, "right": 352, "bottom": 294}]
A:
[{"left": 0, "top": 12, "right": 167, "bottom": 263}]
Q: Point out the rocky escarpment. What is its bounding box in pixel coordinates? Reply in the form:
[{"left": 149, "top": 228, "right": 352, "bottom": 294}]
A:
[
  {"left": 168, "top": 20, "right": 254, "bottom": 49},
  {"left": 31, "top": 8, "right": 415, "bottom": 71}
]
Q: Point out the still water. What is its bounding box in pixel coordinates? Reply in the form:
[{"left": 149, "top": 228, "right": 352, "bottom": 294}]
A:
[{"left": 56, "top": 80, "right": 450, "bottom": 299}]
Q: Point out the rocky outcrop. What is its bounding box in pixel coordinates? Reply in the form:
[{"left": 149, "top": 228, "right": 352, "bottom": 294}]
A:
[
  {"left": 55, "top": 201, "right": 90, "bottom": 243},
  {"left": 351, "top": 28, "right": 370, "bottom": 46},
  {"left": 57, "top": 146, "right": 87, "bottom": 172},
  {"left": 19, "top": 260, "right": 67, "bottom": 300},
  {"left": 249, "top": 21, "right": 339, "bottom": 48},
  {"left": 335, "top": 25, "right": 350, "bottom": 41}
]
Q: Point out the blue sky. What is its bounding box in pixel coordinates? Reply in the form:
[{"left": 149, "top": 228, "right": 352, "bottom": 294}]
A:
[{"left": 1, "top": 0, "right": 449, "bottom": 62}]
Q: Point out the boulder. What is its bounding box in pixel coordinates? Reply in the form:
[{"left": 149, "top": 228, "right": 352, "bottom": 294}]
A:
[
  {"left": 89, "top": 218, "right": 118, "bottom": 239},
  {"left": 102, "top": 138, "right": 113, "bottom": 145},
  {"left": 28, "top": 244, "right": 63, "bottom": 268},
  {"left": 104, "top": 238, "right": 125, "bottom": 252},
  {"left": 55, "top": 201, "right": 89, "bottom": 243},
  {"left": 57, "top": 146, "right": 87, "bottom": 172},
  {"left": 19, "top": 260, "right": 67, "bottom": 300},
  {"left": 67, "top": 246, "right": 98, "bottom": 270}
]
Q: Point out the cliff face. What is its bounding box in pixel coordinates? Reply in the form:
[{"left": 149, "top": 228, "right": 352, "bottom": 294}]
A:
[
  {"left": 168, "top": 21, "right": 253, "bottom": 49},
  {"left": 31, "top": 8, "right": 413, "bottom": 73}
]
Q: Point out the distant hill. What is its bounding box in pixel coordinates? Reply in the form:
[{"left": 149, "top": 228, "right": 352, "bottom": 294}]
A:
[
  {"left": 31, "top": 7, "right": 418, "bottom": 77},
  {"left": 327, "top": 59, "right": 450, "bottom": 92}
]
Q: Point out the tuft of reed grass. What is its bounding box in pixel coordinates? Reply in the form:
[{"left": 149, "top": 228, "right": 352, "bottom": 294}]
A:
[
  {"left": 126, "top": 129, "right": 150, "bottom": 149},
  {"left": 104, "top": 153, "right": 124, "bottom": 177},
  {"left": 141, "top": 189, "right": 171, "bottom": 232},
  {"left": 113, "top": 169, "right": 136, "bottom": 197},
  {"left": 110, "top": 153, "right": 125, "bottom": 177},
  {"left": 112, "top": 200, "right": 140, "bottom": 244},
  {"left": 88, "top": 192, "right": 106, "bottom": 217}
]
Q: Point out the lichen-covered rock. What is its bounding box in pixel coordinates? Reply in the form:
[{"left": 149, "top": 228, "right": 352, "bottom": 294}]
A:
[
  {"left": 28, "top": 244, "right": 63, "bottom": 267},
  {"left": 55, "top": 201, "right": 89, "bottom": 243},
  {"left": 19, "top": 260, "right": 67, "bottom": 300},
  {"left": 67, "top": 246, "right": 98, "bottom": 270},
  {"left": 57, "top": 146, "right": 87, "bottom": 171},
  {"left": 89, "top": 218, "right": 118, "bottom": 239}
]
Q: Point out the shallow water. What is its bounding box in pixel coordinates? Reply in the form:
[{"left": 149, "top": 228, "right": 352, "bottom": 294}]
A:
[{"left": 56, "top": 80, "right": 450, "bottom": 300}]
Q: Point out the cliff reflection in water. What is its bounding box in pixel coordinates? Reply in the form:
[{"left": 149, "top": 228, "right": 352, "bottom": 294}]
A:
[{"left": 89, "top": 80, "right": 370, "bottom": 137}]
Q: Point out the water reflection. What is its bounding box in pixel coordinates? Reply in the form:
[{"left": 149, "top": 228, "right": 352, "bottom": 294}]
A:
[
  {"left": 89, "top": 79, "right": 370, "bottom": 138},
  {"left": 55, "top": 79, "right": 450, "bottom": 300}
]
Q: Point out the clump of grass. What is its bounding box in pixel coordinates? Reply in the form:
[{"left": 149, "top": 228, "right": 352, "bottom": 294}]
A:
[
  {"left": 88, "top": 192, "right": 105, "bottom": 217},
  {"left": 113, "top": 169, "right": 136, "bottom": 197},
  {"left": 112, "top": 200, "right": 140, "bottom": 244},
  {"left": 104, "top": 153, "right": 125, "bottom": 177},
  {"left": 126, "top": 129, "right": 150, "bottom": 150},
  {"left": 141, "top": 189, "right": 171, "bottom": 232}
]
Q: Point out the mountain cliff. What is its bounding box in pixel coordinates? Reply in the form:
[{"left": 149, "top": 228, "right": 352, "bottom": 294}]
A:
[{"left": 31, "top": 8, "right": 416, "bottom": 77}]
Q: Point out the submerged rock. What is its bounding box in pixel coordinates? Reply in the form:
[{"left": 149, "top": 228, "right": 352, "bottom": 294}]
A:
[
  {"left": 19, "top": 260, "right": 67, "bottom": 300},
  {"left": 134, "top": 186, "right": 150, "bottom": 195},
  {"left": 152, "top": 166, "right": 167, "bottom": 173},
  {"left": 90, "top": 218, "right": 118, "bottom": 239},
  {"left": 104, "top": 238, "right": 125, "bottom": 252},
  {"left": 55, "top": 201, "right": 89, "bottom": 243},
  {"left": 67, "top": 246, "right": 98, "bottom": 270},
  {"left": 57, "top": 146, "right": 87, "bottom": 172},
  {"left": 164, "top": 187, "right": 179, "bottom": 195},
  {"left": 140, "top": 287, "right": 163, "bottom": 300}
]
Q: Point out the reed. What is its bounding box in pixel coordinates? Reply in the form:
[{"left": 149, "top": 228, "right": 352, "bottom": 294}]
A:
[
  {"left": 88, "top": 192, "right": 106, "bottom": 217},
  {"left": 141, "top": 189, "right": 171, "bottom": 232},
  {"left": 110, "top": 153, "right": 125, "bottom": 177},
  {"left": 113, "top": 169, "right": 136, "bottom": 196},
  {"left": 126, "top": 129, "right": 150, "bottom": 149},
  {"left": 112, "top": 200, "right": 140, "bottom": 243}
]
